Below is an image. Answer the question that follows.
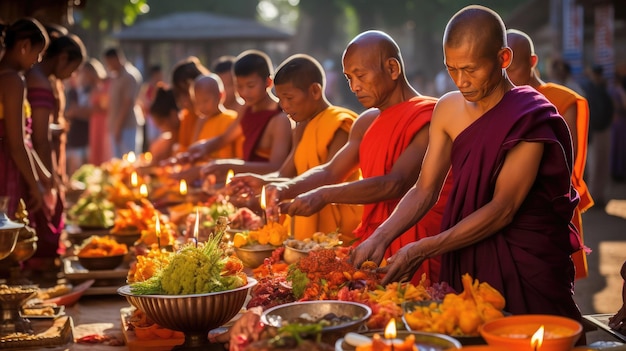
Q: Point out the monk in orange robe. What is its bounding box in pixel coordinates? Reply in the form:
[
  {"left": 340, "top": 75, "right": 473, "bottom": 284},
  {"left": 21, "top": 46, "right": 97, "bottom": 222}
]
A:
[
  {"left": 228, "top": 54, "right": 362, "bottom": 242},
  {"left": 507, "top": 29, "right": 593, "bottom": 279},
  {"left": 267, "top": 32, "right": 451, "bottom": 282}
]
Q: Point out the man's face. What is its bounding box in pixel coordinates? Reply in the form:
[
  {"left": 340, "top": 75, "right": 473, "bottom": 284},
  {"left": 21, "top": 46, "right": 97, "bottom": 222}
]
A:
[
  {"left": 444, "top": 42, "right": 503, "bottom": 103},
  {"left": 104, "top": 56, "right": 121, "bottom": 73},
  {"left": 235, "top": 74, "right": 267, "bottom": 107},
  {"left": 342, "top": 50, "right": 392, "bottom": 109},
  {"left": 275, "top": 82, "right": 318, "bottom": 123}
]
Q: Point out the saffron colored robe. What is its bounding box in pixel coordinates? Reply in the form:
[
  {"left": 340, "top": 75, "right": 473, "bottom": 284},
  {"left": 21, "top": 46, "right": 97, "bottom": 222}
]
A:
[
  {"left": 441, "top": 86, "right": 582, "bottom": 322},
  {"left": 355, "top": 96, "right": 451, "bottom": 282},
  {"left": 240, "top": 106, "right": 281, "bottom": 162},
  {"left": 195, "top": 109, "right": 243, "bottom": 159},
  {"left": 537, "top": 83, "right": 593, "bottom": 279},
  {"left": 177, "top": 108, "right": 199, "bottom": 153},
  {"left": 289, "top": 106, "right": 363, "bottom": 242}
]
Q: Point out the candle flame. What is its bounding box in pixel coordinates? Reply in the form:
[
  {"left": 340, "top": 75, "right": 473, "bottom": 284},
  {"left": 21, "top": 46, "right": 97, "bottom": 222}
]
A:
[
  {"left": 194, "top": 207, "right": 200, "bottom": 242},
  {"left": 144, "top": 152, "right": 153, "bottom": 163},
  {"left": 260, "top": 185, "right": 266, "bottom": 210},
  {"left": 131, "top": 171, "right": 138, "bottom": 187},
  {"left": 179, "top": 179, "right": 188, "bottom": 196},
  {"left": 139, "top": 184, "right": 148, "bottom": 198},
  {"left": 127, "top": 151, "right": 136, "bottom": 163},
  {"left": 531, "top": 325, "right": 544, "bottom": 350},
  {"left": 225, "top": 169, "right": 234, "bottom": 185},
  {"left": 155, "top": 215, "right": 161, "bottom": 234},
  {"left": 384, "top": 318, "right": 396, "bottom": 339}
]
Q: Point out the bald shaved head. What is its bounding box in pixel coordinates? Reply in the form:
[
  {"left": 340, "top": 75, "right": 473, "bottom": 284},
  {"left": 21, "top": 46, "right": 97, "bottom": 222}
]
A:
[
  {"left": 444, "top": 5, "right": 507, "bottom": 59},
  {"left": 506, "top": 29, "right": 538, "bottom": 86},
  {"left": 194, "top": 73, "right": 223, "bottom": 97},
  {"left": 343, "top": 30, "right": 405, "bottom": 75}
]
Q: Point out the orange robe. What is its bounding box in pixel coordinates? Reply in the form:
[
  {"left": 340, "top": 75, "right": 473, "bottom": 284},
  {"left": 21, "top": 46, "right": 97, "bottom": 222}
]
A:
[
  {"left": 289, "top": 106, "right": 363, "bottom": 242},
  {"left": 177, "top": 108, "right": 198, "bottom": 153},
  {"left": 355, "top": 97, "right": 451, "bottom": 282},
  {"left": 538, "top": 83, "right": 593, "bottom": 279},
  {"left": 195, "top": 109, "right": 243, "bottom": 159}
]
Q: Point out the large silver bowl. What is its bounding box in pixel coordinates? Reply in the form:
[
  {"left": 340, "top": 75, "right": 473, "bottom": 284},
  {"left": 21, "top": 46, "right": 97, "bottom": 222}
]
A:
[
  {"left": 261, "top": 300, "right": 372, "bottom": 344},
  {"left": 118, "top": 277, "right": 257, "bottom": 350}
]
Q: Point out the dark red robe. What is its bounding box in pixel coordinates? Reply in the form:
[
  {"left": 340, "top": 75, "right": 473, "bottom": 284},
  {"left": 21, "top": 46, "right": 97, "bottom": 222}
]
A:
[
  {"left": 441, "top": 86, "right": 582, "bottom": 322},
  {"left": 240, "top": 106, "right": 281, "bottom": 162},
  {"left": 355, "top": 96, "right": 452, "bottom": 282}
]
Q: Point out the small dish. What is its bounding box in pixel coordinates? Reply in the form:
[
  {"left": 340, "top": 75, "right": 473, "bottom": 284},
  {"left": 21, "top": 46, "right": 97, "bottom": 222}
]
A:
[
  {"left": 20, "top": 305, "right": 65, "bottom": 319},
  {"left": 43, "top": 279, "right": 95, "bottom": 306}
]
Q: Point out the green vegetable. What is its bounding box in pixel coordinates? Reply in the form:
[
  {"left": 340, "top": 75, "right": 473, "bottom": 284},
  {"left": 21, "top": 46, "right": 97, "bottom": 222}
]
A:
[
  {"left": 287, "top": 266, "right": 309, "bottom": 299},
  {"left": 130, "top": 222, "right": 244, "bottom": 295}
]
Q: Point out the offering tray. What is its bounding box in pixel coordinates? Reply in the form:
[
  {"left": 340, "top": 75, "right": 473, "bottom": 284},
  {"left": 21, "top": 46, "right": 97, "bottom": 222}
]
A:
[
  {"left": 335, "top": 330, "right": 461, "bottom": 351},
  {"left": 0, "top": 315, "right": 73, "bottom": 349},
  {"left": 584, "top": 314, "right": 626, "bottom": 343},
  {"left": 62, "top": 256, "right": 129, "bottom": 294}
]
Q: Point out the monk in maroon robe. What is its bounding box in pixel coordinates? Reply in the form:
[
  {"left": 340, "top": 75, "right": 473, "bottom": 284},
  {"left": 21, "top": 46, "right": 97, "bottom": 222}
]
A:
[{"left": 359, "top": 5, "right": 583, "bottom": 323}]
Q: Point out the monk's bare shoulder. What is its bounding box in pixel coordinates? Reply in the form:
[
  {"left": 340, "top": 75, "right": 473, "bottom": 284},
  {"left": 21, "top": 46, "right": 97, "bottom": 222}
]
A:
[
  {"left": 350, "top": 108, "right": 379, "bottom": 139},
  {"left": 432, "top": 91, "right": 469, "bottom": 139}
]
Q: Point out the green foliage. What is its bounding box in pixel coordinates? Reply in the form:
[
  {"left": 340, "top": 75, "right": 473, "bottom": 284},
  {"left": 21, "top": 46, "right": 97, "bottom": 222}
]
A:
[
  {"left": 142, "top": 0, "right": 258, "bottom": 19},
  {"left": 77, "top": 0, "right": 149, "bottom": 31},
  {"left": 286, "top": 265, "right": 309, "bottom": 299}
]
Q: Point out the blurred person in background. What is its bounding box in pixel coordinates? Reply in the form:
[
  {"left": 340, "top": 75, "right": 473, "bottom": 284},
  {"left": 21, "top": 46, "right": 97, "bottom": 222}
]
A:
[
  {"left": 211, "top": 55, "right": 245, "bottom": 116},
  {"left": 80, "top": 58, "right": 111, "bottom": 166},
  {"left": 25, "top": 32, "right": 85, "bottom": 274},
  {"left": 147, "top": 84, "right": 180, "bottom": 165},
  {"left": 0, "top": 18, "right": 48, "bottom": 218},
  {"left": 138, "top": 64, "right": 163, "bottom": 150},
  {"left": 103, "top": 47, "right": 144, "bottom": 158},
  {"left": 169, "top": 56, "right": 209, "bottom": 155},
  {"left": 609, "top": 67, "right": 626, "bottom": 182},
  {"left": 582, "top": 65, "right": 614, "bottom": 206},
  {"left": 550, "top": 58, "right": 586, "bottom": 97}
]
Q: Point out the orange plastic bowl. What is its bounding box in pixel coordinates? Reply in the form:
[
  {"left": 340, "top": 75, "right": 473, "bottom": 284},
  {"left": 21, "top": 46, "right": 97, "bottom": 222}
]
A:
[{"left": 479, "top": 315, "right": 582, "bottom": 351}]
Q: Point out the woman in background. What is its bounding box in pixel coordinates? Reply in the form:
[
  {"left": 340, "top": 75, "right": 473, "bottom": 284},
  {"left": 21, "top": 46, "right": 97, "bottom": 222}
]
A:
[{"left": 82, "top": 58, "right": 112, "bottom": 166}]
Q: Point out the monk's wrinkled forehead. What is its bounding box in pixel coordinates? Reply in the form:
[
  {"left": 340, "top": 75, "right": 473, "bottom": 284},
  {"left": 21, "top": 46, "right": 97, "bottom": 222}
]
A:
[{"left": 343, "top": 30, "right": 400, "bottom": 71}]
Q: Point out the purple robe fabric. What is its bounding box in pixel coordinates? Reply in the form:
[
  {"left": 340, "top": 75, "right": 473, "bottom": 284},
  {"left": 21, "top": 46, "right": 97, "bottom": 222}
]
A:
[{"left": 440, "top": 86, "right": 582, "bottom": 322}]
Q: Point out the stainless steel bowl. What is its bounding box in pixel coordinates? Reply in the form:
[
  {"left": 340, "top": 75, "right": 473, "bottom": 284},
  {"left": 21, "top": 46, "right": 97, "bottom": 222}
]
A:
[
  {"left": 118, "top": 277, "right": 257, "bottom": 350},
  {"left": 261, "top": 300, "right": 372, "bottom": 344},
  {"left": 282, "top": 245, "right": 310, "bottom": 264},
  {"left": 335, "top": 330, "right": 462, "bottom": 351}
]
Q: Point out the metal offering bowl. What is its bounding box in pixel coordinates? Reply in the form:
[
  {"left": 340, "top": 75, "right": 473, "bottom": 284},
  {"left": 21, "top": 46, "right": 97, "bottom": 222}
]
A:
[
  {"left": 118, "top": 277, "right": 257, "bottom": 351},
  {"left": 234, "top": 245, "right": 276, "bottom": 268},
  {"left": 78, "top": 254, "right": 125, "bottom": 270},
  {"left": 262, "top": 300, "right": 372, "bottom": 344}
]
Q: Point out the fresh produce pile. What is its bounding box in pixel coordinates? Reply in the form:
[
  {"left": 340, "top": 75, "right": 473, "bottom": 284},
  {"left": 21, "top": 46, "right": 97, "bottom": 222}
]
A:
[
  {"left": 76, "top": 236, "right": 128, "bottom": 257},
  {"left": 130, "top": 227, "right": 247, "bottom": 295},
  {"left": 111, "top": 199, "right": 177, "bottom": 246},
  {"left": 127, "top": 245, "right": 173, "bottom": 283},
  {"left": 403, "top": 273, "right": 505, "bottom": 336},
  {"left": 233, "top": 222, "right": 289, "bottom": 248},
  {"left": 283, "top": 231, "right": 342, "bottom": 251}
]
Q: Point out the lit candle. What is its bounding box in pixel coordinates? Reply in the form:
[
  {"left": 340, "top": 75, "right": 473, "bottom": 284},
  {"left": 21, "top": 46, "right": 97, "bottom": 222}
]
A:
[
  {"left": 193, "top": 207, "right": 200, "bottom": 247},
  {"left": 127, "top": 151, "right": 136, "bottom": 163},
  {"left": 260, "top": 185, "right": 267, "bottom": 225},
  {"left": 179, "top": 179, "right": 188, "bottom": 196},
  {"left": 131, "top": 171, "right": 138, "bottom": 188},
  {"left": 225, "top": 169, "right": 234, "bottom": 185},
  {"left": 139, "top": 184, "right": 148, "bottom": 198},
  {"left": 155, "top": 214, "right": 161, "bottom": 249},
  {"left": 143, "top": 151, "right": 153, "bottom": 164},
  {"left": 531, "top": 325, "right": 544, "bottom": 351},
  {"left": 384, "top": 318, "right": 400, "bottom": 351}
]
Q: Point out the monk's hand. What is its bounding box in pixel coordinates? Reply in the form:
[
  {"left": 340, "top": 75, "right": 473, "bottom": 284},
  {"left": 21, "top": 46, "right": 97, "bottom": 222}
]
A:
[
  {"left": 229, "top": 174, "right": 265, "bottom": 196},
  {"left": 187, "top": 141, "right": 207, "bottom": 163},
  {"left": 350, "top": 235, "right": 387, "bottom": 270},
  {"left": 378, "top": 243, "right": 427, "bottom": 286},
  {"left": 266, "top": 183, "right": 288, "bottom": 221},
  {"left": 170, "top": 165, "right": 201, "bottom": 183},
  {"left": 609, "top": 305, "right": 626, "bottom": 331},
  {"left": 280, "top": 189, "right": 326, "bottom": 217}
]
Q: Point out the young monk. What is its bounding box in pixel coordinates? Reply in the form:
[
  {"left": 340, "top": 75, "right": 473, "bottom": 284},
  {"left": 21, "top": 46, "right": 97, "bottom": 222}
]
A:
[
  {"left": 506, "top": 29, "right": 593, "bottom": 280},
  {"left": 353, "top": 5, "right": 583, "bottom": 322},
  {"left": 228, "top": 54, "right": 363, "bottom": 241},
  {"left": 266, "top": 31, "right": 452, "bottom": 282},
  {"left": 197, "top": 50, "right": 292, "bottom": 180}
]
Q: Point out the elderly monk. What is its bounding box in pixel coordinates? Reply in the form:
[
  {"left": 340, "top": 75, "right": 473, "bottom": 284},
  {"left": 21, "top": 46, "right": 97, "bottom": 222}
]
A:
[
  {"left": 506, "top": 29, "right": 593, "bottom": 280},
  {"left": 268, "top": 30, "right": 452, "bottom": 282},
  {"left": 228, "top": 54, "right": 362, "bottom": 241},
  {"left": 355, "top": 5, "right": 583, "bottom": 322}
]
